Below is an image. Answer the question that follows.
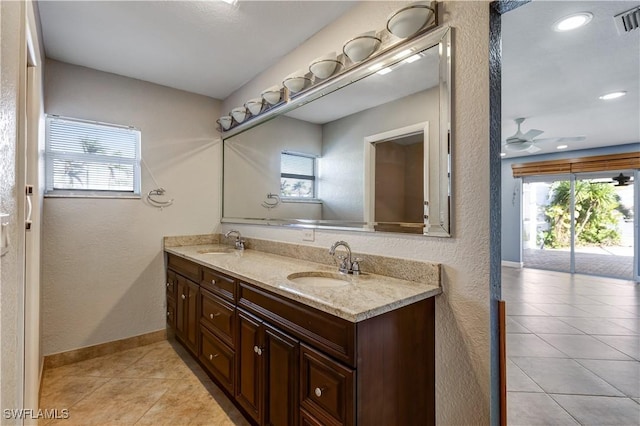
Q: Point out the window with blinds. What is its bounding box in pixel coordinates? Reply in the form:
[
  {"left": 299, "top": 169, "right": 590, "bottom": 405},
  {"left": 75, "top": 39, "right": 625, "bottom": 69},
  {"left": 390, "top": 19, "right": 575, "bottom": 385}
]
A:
[
  {"left": 45, "top": 115, "right": 141, "bottom": 197},
  {"left": 280, "top": 152, "right": 316, "bottom": 198}
]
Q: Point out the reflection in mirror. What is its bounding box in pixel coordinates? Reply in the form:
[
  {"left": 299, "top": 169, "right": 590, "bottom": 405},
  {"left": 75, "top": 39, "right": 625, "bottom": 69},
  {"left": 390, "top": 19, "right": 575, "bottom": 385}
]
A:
[
  {"left": 223, "top": 27, "right": 451, "bottom": 236},
  {"left": 364, "top": 123, "right": 428, "bottom": 234}
]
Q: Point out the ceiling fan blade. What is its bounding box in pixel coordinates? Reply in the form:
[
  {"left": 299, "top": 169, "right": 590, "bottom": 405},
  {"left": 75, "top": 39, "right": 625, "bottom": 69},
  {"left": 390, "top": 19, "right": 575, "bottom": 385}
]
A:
[
  {"left": 505, "top": 140, "right": 533, "bottom": 152},
  {"left": 521, "top": 129, "right": 543, "bottom": 140},
  {"left": 555, "top": 136, "right": 586, "bottom": 143},
  {"left": 532, "top": 136, "right": 586, "bottom": 144}
]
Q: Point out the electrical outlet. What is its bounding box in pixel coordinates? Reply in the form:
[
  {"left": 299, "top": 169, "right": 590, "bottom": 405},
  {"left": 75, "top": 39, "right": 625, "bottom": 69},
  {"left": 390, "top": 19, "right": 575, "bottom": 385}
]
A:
[{"left": 302, "top": 229, "right": 315, "bottom": 242}]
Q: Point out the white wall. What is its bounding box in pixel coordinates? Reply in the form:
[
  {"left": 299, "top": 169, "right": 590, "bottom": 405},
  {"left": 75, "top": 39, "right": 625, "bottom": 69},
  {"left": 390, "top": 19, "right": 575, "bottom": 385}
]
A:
[
  {"left": 41, "top": 60, "right": 221, "bottom": 355},
  {"left": 224, "top": 115, "right": 322, "bottom": 219},
  {"left": 221, "top": 1, "right": 492, "bottom": 424}
]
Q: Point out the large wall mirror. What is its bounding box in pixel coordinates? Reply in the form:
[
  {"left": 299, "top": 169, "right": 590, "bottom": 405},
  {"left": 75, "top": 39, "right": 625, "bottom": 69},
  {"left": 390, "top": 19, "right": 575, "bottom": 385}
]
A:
[{"left": 223, "top": 26, "right": 452, "bottom": 236}]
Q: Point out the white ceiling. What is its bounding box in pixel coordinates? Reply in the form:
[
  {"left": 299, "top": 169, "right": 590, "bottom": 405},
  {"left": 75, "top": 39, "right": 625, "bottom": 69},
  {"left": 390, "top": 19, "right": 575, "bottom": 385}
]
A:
[
  {"left": 37, "top": 1, "right": 356, "bottom": 100},
  {"left": 36, "top": 1, "right": 640, "bottom": 158},
  {"left": 502, "top": 1, "right": 640, "bottom": 158}
]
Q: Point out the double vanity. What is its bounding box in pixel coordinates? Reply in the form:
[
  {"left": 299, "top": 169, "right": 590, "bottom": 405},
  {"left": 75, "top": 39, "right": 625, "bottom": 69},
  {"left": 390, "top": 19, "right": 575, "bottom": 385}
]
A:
[{"left": 164, "top": 234, "right": 441, "bottom": 425}]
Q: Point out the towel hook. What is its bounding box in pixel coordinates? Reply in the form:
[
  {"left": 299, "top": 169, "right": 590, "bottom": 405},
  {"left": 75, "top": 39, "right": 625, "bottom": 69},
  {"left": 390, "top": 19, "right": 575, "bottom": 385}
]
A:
[{"left": 147, "top": 187, "right": 174, "bottom": 208}]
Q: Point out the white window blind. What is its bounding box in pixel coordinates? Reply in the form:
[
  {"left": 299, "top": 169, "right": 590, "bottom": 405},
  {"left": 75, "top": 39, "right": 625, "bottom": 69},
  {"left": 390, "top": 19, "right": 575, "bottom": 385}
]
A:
[
  {"left": 280, "top": 152, "right": 316, "bottom": 198},
  {"left": 45, "top": 115, "right": 141, "bottom": 196}
]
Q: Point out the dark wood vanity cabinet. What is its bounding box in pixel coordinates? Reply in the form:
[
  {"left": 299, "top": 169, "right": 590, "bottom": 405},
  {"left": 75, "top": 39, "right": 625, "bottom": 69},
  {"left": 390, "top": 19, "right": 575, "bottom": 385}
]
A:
[
  {"left": 166, "top": 253, "right": 435, "bottom": 426},
  {"left": 236, "top": 309, "right": 300, "bottom": 426},
  {"left": 175, "top": 274, "right": 199, "bottom": 355}
]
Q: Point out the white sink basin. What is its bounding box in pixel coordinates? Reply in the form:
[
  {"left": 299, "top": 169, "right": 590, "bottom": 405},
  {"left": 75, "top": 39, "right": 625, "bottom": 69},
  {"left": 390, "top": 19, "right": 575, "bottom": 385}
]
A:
[
  {"left": 197, "top": 248, "right": 233, "bottom": 255},
  {"left": 286, "top": 271, "right": 350, "bottom": 288}
]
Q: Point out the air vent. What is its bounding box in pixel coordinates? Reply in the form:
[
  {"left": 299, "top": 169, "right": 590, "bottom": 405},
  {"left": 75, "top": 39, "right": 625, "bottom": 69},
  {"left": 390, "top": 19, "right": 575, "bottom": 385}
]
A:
[{"left": 614, "top": 6, "right": 640, "bottom": 34}]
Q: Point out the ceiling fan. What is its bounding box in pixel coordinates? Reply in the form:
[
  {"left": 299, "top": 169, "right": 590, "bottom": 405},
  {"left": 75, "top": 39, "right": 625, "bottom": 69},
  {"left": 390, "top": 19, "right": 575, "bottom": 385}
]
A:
[
  {"left": 612, "top": 173, "right": 632, "bottom": 186},
  {"left": 504, "top": 117, "right": 586, "bottom": 153}
]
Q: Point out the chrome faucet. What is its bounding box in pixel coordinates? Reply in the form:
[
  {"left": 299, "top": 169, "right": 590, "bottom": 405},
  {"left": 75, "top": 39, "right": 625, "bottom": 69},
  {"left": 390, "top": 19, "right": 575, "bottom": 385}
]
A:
[
  {"left": 329, "top": 240, "right": 362, "bottom": 275},
  {"left": 224, "top": 229, "right": 245, "bottom": 250}
]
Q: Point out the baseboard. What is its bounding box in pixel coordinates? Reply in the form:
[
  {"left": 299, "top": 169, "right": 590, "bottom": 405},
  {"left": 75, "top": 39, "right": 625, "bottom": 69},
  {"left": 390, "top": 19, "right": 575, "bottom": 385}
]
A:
[
  {"left": 501, "top": 260, "right": 523, "bottom": 268},
  {"left": 43, "top": 329, "right": 166, "bottom": 370}
]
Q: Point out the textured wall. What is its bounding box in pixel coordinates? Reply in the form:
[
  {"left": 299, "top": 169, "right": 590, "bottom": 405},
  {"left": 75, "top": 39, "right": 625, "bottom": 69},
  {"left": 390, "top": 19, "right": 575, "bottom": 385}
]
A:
[
  {"left": 501, "top": 142, "right": 640, "bottom": 263},
  {"left": 1, "top": 0, "right": 24, "bottom": 417},
  {"left": 224, "top": 115, "right": 322, "bottom": 219},
  {"left": 221, "top": 1, "right": 492, "bottom": 424},
  {"left": 41, "top": 61, "right": 221, "bottom": 355}
]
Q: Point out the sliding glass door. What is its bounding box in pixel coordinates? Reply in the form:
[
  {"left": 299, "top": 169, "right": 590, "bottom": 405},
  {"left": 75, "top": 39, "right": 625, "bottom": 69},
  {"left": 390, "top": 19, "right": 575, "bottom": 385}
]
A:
[
  {"left": 573, "top": 172, "right": 635, "bottom": 280},
  {"left": 522, "top": 176, "right": 572, "bottom": 273},
  {"left": 522, "top": 171, "right": 637, "bottom": 281}
]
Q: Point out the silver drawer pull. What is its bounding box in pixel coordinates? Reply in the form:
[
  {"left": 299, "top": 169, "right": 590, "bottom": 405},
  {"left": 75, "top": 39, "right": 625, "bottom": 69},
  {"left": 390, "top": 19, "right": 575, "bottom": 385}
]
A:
[
  {"left": 166, "top": 311, "right": 170, "bottom": 317},
  {"left": 314, "top": 387, "right": 325, "bottom": 397},
  {"left": 209, "top": 353, "right": 219, "bottom": 360},
  {"left": 211, "top": 279, "right": 216, "bottom": 285},
  {"left": 253, "top": 345, "right": 259, "bottom": 353},
  {"left": 181, "top": 294, "right": 186, "bottom": 300},
  {"left": 166, "top": 282, "right": 170, "bottom": 288},
  {"left": 209, "top": 312, "right": 221, "bottom": 319}
]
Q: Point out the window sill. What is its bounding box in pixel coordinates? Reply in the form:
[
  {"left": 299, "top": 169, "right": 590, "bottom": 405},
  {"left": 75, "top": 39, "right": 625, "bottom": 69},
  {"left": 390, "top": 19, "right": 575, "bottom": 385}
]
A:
[
  {"left": 45, "top": 191, "right": 141, "bottom": 199},
  {"left": 281, "top": 198, "right": 322, "bottom": 204}
]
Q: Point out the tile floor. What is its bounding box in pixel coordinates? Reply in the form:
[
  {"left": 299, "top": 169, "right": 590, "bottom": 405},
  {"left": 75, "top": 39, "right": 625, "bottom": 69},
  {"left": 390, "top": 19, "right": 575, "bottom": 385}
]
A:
[
  {"left": 503, "top": 267, "right": 640, "bottom": 425},
  {"left": 39, "top": 339, "right": 249, "bottom": 425}
]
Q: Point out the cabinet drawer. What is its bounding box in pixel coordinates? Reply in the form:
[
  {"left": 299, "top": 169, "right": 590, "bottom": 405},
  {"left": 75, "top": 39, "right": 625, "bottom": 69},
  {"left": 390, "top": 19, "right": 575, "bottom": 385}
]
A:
[
  {"left": 239, "top": 282, "right": 356, "bottom": 366},
  {"left": 166, "top": 301, "right": 176, "bottom": 329},
  {"left": 300, "top": 344, "right": 354, "bottom": 426},
  {"left": 200, "top": 289, "right": 235, "bottom": 348},
  {"left": 167, "top": 254, "right": 200, "bottom": 282},
  {"left": 300, "top": 408, "right": 326, "bottom": 426},
  {"left": 201, "top": 267, "right": 236, "bottom": 302},
  {"left": 199, "top": 326, "right": 235, "bottom": 394}
]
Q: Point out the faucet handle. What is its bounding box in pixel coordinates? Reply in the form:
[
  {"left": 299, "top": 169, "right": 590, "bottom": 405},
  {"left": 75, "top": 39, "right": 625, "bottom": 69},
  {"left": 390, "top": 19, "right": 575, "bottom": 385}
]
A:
[
  {"left": 335, "top": 255, "right": 349, "bottom": 273},
  {"left": 351, "top": 257, "right": 363, "bottom": 275}
]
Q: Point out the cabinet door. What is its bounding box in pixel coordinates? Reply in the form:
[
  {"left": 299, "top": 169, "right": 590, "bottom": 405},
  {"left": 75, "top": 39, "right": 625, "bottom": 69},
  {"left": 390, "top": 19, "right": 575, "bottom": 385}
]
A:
[
  {"left": 176, "top": 274, "right": 199, "bottom": 355},
  {"left": 264, "top": 324, "right": 299, "bottom": 426},
  {"left": 185, "top": 279, "right": 199, "bottom": 353},
  {"left": 236, "top": 310, "right": 263, "bottom": 424}
]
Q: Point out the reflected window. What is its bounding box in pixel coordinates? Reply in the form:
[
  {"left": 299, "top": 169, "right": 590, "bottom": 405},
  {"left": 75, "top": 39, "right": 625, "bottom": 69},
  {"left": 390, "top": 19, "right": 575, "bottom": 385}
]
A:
[{"left": 280, "top": 152, "right": 316, "bottom": 199}]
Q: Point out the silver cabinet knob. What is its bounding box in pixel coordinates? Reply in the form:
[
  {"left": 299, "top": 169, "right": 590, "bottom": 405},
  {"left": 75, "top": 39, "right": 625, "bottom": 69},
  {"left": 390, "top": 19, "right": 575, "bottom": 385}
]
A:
[
  {"left": 166, "top": 282, "right": 170, "bottom": 288},
  {"left": 210, "top": 313, "right": 214, "bottom": 319},
  {"left": 181, "top": 294, "right": 186, "bottom": 300},
  {"left": 209, "top": 353, "right": 219, "bottom": 360},
  {"left": 314, "top": 387, "right": 324, "bottom": 397},
  {"left": 166, "top": 311, "right": 170, "bottom": 317},
  {"left": 209, "top": 312, "right": 221, "bottom": 319},
  {"left": 211, "top": 279, "right": 216, "bottom": 285},
  {"left": 253, "top": 345, "right": 259, "bottom": 353}
]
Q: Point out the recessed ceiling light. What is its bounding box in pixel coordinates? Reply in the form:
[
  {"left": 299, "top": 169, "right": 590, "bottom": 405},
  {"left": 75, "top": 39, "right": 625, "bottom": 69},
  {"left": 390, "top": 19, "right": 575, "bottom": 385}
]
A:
[
  {"left": 557, "top": 145, "right": 568, "bottom": 150},
  {"left": 377, "top": 67, "right": 393, "bottom": 76},
  {"left": 500, "top": 152, "right": 506, "bottom": 157},
  {"left": 553, "top": 12, "right": 593, "bottom": 32},
  {"left": 368, "top": 63, "right": 383, "bottom": 72},
  {"left": 221, "top": 0, "right": 238, "bottom": 5},
  {"left": 599, "top": 91, "right": 627, "bottom": 100}
]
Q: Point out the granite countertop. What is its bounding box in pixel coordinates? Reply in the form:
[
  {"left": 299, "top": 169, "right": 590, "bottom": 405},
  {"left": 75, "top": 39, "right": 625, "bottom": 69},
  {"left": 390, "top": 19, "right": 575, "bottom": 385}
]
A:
[{"left": 165, "top": 244, "right": 441, "bottom": 322}]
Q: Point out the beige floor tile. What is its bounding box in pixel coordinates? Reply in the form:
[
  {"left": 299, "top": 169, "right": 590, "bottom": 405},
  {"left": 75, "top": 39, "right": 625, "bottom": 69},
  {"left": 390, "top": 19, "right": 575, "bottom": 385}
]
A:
[
  {"left": 39, "top": 375, "right": 112, "bottom": 412},
  {"left": 40, "top": 340, "right": 248, "bottom": 425},
  {"left": 48, "top": 378, "right": 174, "bottom": 425}
]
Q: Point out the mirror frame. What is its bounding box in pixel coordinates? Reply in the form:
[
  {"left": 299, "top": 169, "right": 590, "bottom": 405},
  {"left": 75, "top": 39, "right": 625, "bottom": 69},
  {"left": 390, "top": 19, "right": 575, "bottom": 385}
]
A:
[{"left": 222, "top": 25, "right": 453, "bottom": 237}]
